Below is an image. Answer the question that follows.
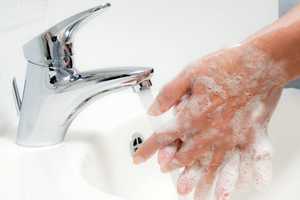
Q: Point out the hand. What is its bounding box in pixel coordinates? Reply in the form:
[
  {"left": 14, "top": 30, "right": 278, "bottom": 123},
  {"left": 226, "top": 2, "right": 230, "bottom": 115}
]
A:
[{"left": 133, "top": 43, "right": 287, "bottom": 199}]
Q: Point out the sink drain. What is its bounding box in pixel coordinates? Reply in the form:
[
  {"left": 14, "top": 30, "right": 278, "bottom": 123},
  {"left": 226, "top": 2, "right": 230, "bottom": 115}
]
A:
[{"left": 130, "top": 133, "right": 144, "bottom": 155}]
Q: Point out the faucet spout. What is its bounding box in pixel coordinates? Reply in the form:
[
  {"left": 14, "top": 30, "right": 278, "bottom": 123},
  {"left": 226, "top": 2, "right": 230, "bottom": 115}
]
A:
[
  {"left": 59, "top": 67, "right": 153, "bottom": 93},
  {"left": 64, "top": 67, "right": 153, "bottom": 127}
]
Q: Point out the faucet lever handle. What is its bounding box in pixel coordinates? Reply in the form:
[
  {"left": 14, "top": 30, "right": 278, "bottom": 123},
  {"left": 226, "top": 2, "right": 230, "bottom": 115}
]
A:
[
  {"left": 47, "top": 3, "right": 111, "bottom": 43},
  {"left": 12, "top": 77, "right": 22, "bottom": 116},
  {"left": 23, "top": 3, "right": 111, "bottom": 68}
]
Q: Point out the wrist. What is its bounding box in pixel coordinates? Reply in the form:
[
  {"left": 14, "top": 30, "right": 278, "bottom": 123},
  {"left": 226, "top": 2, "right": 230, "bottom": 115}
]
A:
[
  {"left": 233, "top": 41, "right": 289, "bottom": 88},
  {"left": 246, "top": 22, "right": 300, "bottom": 82}
]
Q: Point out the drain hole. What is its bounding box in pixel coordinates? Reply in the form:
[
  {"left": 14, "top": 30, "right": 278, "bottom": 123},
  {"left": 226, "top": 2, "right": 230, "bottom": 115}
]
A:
[
  {"left": 133, "top": 139, "right": 138, "bottom": 146},
  {"left": 137, "top": 137, "right": 143, "bottom": 144},
  {"left": 130, "top": 133, "right": 144, "bottom": 155}
]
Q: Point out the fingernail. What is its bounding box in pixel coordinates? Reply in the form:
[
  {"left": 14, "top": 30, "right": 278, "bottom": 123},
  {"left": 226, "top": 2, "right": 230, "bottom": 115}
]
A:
[
  {"left": 133, "top": 156, "right": 145, "bottom": 165},
  {"left": 148, "top": 101, "right": 161, "bottom": 116}
]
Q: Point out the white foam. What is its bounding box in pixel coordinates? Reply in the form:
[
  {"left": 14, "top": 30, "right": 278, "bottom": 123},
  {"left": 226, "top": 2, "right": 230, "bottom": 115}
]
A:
[
  {"left": 158, "top": 144, "right": 178, "bottom": 169},
  {"left": 184, "top": 95, "right": 212, "bottom": 118},
  {"left": 224, "top": 75, "right": 243, "bottom": 96},
  {"left": 199, "top": 150, "right": 213, "bottom": 167},
  {"left": 237, "top": 149, "right": 254, "bottom": 190},
  {"left": 194, "top": 76, "right": 226, "bottom": 98},
  {"left": 252, "top": 131, "right": 273, "bottom": 189},
  {"left": 215, "top": 150, "right": 240, "bottom": 200},
  {"left": 177, "top": 164, "right": 203, "bottom": 195}
]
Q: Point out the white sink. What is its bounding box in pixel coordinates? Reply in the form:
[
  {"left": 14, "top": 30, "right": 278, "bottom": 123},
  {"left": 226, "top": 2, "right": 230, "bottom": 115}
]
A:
[
  {"left": 0, "top": 89, "right": 300, "bottom": 200},
  {"left": 0, "top": 91, "right": 177, "bottom": 200}
]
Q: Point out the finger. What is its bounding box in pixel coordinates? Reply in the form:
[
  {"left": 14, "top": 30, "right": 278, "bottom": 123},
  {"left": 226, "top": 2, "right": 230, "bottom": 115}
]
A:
[
  {"left": 252, "top": 132, "right": 273, "bottom": 190},
  {"left": 162, "top": 145, "right": 213, "bottom": 173},
  {"left": 194, "top": 149, "right": 225, "bottom": 200},
  {"left": 174, "top": 129, "right": 220, "bottom": 166},
  {"left": 133, "top": 129, "right": 181, "bottom": 164},
  {"left": 148, "top": 69, "right": 191, "bottom": 116},
  {"left": 174, "top": 95, "right": 190, "bottom": 114},
  {"left": 158, "top": 140, "right": 181, "bottom": 172},
  {"left": 177, "top": 162, "right": 203, "bottom": 196},
  {"left": 236, "top": 147, "right": 254, "bottom": 190},
  {"left": 215, "top": 150, "right": 240, "bottom": 200}
]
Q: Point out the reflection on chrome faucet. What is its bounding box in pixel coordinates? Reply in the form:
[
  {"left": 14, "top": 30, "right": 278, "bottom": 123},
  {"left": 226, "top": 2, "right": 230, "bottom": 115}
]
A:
[{"left": 12, "top": 3, "right": 154, "bottom": 147}]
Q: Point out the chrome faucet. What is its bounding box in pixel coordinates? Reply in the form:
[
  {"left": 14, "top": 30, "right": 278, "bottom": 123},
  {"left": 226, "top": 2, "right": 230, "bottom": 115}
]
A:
[{"left": 12, "top": 3, "right": 153, "bottom": 147}]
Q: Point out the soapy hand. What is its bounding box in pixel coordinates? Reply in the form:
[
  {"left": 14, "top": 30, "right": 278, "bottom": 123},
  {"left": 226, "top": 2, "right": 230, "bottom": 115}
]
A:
[
  {"left": 167, "top": 132, "right": 274, "bottom": 200},
  {"left": 133, "top": 43, "right": 287, "bottom": 199}
]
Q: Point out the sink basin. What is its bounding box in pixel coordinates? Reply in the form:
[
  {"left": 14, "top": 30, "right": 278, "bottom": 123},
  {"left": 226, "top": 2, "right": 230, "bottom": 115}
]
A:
[
  {"left": 0, "top": 89, "right": 300, "bottom": 200},
  {"left": 72, "top": 116, "right": 177, "bottom": 200}
]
